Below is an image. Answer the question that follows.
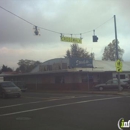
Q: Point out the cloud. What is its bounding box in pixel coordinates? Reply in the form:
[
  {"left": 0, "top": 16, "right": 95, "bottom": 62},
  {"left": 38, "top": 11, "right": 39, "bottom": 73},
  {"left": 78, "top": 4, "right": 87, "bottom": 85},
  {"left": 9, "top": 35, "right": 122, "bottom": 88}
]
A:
[
  {"left": 0, "top": 44, "right": 69, "bottom": 69},
  {"left": 0, "top": 0, "right": 121, "bottom": 44},
  {"left": 0, "top": 0, "right": 130, "bottom": 69}
]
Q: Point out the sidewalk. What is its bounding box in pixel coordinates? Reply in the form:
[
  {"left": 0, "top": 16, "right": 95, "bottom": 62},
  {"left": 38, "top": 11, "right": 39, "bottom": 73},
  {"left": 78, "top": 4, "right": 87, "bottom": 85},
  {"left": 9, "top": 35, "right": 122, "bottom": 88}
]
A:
[
  {"left": 83, "top": 90, "right": 130, "bottom": 96},
  {"left": 27, "top": 89, "right": 130, "bottom": 96}
]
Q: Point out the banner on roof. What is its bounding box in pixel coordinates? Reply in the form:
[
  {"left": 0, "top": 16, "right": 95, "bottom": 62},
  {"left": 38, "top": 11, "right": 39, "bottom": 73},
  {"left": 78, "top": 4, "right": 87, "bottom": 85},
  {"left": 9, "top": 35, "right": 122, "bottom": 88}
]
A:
[{"left": 69, "top": 58, "right": 93, "bottom": 68}]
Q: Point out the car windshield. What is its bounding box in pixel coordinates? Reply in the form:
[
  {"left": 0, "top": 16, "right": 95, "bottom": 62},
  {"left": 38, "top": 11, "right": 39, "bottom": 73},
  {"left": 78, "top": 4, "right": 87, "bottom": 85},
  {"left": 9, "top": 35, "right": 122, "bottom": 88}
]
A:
[
  {"left": 113, "top": 80, "right": 118, "bottom": 84},
  {"left": 14, "top": 82, "right": 25, "bottom": 86},
  {"left": 106, "top": 80, "right": 112, "bottom": 84},
  {"left": 1, "top": 82, "right": 16, "bottom": 87}
]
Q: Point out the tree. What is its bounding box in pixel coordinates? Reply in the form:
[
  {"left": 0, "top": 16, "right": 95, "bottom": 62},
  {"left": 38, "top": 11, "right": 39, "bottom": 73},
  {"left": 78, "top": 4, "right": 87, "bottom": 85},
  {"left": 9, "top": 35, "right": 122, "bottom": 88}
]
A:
[
  {"left": 65, "top": 44, "right": 94, "bottom": 59},
  {"left": 0, "top": 65, "right": 13, "bottom": 73},
  {"left": 16, "top": 59, "right": 41, "bottom": 73},
  {"left": 102, "top": 39, "right": 124, "bottom": 61}
]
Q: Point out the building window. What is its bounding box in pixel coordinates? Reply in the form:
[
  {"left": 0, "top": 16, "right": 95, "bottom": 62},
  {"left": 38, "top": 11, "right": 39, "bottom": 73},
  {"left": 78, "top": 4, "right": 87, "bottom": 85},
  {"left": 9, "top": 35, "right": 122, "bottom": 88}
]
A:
[
  {"left": 116, "top": 74, "right": 125, "bottom": 79},
  {"left": 82, "top": 74, "right": 93, "bottom": 83},
  {"left": 55, "top": 76, "right": 64, "bottom": 83}
]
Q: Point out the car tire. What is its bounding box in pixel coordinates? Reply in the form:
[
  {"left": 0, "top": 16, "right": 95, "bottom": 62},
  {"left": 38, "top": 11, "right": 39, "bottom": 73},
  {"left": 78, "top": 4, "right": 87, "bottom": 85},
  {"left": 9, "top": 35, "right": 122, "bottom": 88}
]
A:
[
  {"left": 128, "top": 86, "right": 130, "bottom": 89},
  {"left": 2, "top": 93, "right": 6, "bottom": 99},
  {"left": 99, "top": 86, "right": 103, "bottom": 91},
  {"left": 120, "top": 86, "right": 123, "bottom": 91},
  {"left": 17, "top": 94, "right": 21, "bottom": 98}
]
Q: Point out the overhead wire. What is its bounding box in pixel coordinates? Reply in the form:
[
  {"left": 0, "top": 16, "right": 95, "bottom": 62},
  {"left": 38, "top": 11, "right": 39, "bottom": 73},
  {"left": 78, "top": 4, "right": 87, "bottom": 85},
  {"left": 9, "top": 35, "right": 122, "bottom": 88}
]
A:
[
  {"left": 0, "top": 5, "right": 61, "bottom": 34},
  {"left": 94, "top": 16, "right": 114, "bottom": 30},
  {"left": 0, "top": 6, "right": 34, "bottom": 26},
  {"left": 0, "top": 5, "right": 113, "bottom": 36},
  {"left": 38, "top": 26, "right": 60, "bottom": 34}
]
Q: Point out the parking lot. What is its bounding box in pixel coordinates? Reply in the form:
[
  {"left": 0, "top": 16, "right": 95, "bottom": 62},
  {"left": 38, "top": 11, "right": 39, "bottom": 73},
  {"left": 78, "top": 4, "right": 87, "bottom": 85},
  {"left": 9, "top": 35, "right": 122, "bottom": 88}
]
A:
[{"left": 0, "top": 92, "right": 130, "bottom": 130}]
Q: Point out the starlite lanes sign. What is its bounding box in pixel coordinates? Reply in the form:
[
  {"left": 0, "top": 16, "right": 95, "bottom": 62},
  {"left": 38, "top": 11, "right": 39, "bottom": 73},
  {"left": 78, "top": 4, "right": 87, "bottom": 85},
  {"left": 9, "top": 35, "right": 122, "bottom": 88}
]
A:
[
  {"left": 69, "top": 58, "right": 93, "bottom": 68},
  {"left": 61, "top": 36, "right": 82, "bottom": 43}
]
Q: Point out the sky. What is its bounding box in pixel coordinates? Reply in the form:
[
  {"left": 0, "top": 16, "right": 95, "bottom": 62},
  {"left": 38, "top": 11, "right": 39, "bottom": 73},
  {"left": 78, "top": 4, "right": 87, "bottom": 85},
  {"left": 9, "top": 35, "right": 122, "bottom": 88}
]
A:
[{"left": 0, "top": 0, "right": 130, "bottom": 70}]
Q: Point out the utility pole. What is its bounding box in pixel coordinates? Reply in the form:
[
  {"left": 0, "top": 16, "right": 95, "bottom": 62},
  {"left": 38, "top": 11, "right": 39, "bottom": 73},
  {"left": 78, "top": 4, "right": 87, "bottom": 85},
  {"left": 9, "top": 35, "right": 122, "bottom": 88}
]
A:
[{"left": 114, "top": 15, "right": 121, "bottom": 91}]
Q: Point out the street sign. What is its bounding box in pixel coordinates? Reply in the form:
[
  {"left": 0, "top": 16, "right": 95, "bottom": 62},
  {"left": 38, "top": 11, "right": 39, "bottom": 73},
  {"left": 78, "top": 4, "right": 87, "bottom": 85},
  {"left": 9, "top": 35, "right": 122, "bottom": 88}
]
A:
[
  {"left": 116, "top": 67, "right": 122, "bottom": 72},
  {"left": 61, "top": 36, "right": 82, "bottom": 43},
  {"left": 115, "top": 60, "right": 122, "bottom": 68},
  {"left": 115, "top": 60, "right": 123, "bottom": 72}
]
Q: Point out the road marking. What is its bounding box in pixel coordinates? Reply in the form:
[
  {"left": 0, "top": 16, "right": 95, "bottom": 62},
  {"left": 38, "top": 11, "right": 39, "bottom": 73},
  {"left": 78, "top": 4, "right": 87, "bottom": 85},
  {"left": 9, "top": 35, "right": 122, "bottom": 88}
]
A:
[
  {"left": 0, "top": 101, "right": 43, "bottom": 109},
  {"left": 23, "top": 96, "right": 76, "bottom": 100},
  {"left": 0, "top": 96, "right": 121, "bottom": 117},
  {"left": 0, "top": 95, "right": 92, "bottom": 109},
  {"left": 126, "top": 95, "right": 130, "bottom": 97},
  {"left": 23, "top": 96, "right": 53, "bottom": 100}
]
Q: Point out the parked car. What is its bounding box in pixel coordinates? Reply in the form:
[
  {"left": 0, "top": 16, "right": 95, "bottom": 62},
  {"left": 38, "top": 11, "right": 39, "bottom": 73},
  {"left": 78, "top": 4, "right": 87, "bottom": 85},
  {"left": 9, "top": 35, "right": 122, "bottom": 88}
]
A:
[
  {"left": 13, "top": 81, "right": 27, "bottom": 92},
  {"left": 94, "top": 79, "right": 130, "bottom": 91},
  {"left": 0, "top": 81, "right": 21, "bottom": 98},
  {"left": 122, "top": 80, "right": 130, "bottom": 88}
]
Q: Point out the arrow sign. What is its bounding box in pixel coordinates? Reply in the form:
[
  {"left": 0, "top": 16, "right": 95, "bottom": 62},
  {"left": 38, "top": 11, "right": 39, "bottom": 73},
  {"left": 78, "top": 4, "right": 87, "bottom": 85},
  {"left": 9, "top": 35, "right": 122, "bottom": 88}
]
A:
[{"left": 116, "top": 67, "right": 122, "bottom": 72}]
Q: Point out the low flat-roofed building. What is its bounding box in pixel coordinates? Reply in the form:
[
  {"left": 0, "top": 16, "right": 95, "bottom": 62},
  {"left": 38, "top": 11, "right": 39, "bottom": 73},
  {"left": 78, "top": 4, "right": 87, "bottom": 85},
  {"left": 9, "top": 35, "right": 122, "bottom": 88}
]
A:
[{"left": 1, "top": 58, "right": 130, "bottom": 91}]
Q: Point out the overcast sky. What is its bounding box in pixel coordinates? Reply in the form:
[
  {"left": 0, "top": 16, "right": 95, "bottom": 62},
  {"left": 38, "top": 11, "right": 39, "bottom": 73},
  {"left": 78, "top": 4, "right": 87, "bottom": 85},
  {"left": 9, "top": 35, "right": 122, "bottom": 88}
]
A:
[{"left": 0, "top": 0, "right": 130, "bottom": 69}]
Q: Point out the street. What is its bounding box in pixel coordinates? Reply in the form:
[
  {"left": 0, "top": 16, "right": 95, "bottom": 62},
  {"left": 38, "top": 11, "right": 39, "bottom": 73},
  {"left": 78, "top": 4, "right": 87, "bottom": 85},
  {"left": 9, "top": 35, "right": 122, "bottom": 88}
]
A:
[{"left": 0, "top": 92, "right": 130, "bottom": 130}]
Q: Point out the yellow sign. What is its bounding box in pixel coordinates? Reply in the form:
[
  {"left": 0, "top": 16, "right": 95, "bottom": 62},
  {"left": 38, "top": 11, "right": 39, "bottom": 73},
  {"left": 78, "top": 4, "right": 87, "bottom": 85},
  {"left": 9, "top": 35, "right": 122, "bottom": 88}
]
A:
[
  {"left": 61, "top": 36, "right": 82, "bottom": 43},
  {"left": 115, "top": 60, "right": 123, "bottom": 72},
  {"left": 115, "top": 60, "right": 122, "bottom": 68},
  {"left": 116, "top": 67, "right": 122, "bottom": 72}
]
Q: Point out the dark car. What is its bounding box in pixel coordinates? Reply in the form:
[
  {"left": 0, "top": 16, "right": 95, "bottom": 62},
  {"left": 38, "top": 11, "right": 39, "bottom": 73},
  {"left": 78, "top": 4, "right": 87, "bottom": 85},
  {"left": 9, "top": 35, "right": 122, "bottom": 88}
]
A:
[
  {"left": 94, "top": 79, "right": 130, "bottom": 91},
  {"left": 122, "top": 80, "right": 130, "bottom": 88},
  {"left": 13, "top": 81, "right": 27, "bottom": 92},
  {"left": 0, "top": 81, "right": 21, "bottom": 98}
]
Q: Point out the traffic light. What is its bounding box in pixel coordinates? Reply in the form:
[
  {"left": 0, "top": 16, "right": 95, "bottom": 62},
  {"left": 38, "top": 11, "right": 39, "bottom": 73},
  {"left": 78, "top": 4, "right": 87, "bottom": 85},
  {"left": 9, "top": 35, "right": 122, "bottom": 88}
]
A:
[
  {"left": 34, "top": 26, "right": 40, "bottom": 36},
  {"left": 93, "top": 35, "right": 98, "bottom": 42}
]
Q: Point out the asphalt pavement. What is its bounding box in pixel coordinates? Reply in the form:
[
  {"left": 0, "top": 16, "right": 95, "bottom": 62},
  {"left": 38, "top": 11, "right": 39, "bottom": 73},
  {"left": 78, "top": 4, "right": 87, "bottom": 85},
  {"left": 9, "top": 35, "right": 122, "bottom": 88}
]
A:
[{"left": 0, "top": 92, "right": 130, "bottom": 130}]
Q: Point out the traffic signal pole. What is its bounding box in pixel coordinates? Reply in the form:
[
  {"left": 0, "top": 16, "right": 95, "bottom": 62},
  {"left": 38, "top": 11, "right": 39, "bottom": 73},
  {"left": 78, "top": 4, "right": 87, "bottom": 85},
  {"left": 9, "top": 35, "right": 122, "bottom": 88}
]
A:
[{"left": 114, "top": 15, "right": 121, "bottom": 91}]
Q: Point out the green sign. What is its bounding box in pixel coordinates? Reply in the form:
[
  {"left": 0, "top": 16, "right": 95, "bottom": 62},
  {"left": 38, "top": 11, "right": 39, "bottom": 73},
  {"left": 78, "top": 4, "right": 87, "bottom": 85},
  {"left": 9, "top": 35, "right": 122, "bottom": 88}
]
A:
[{"left": 61, "top": 36, "right": 82, "bottom": 43}]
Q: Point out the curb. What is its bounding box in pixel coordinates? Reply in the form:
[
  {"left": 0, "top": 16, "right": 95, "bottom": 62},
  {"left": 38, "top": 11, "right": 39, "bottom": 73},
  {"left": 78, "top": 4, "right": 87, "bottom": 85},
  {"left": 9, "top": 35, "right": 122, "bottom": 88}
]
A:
[{"left": 26, "top": 90, "right": 130, "bottom": 96}]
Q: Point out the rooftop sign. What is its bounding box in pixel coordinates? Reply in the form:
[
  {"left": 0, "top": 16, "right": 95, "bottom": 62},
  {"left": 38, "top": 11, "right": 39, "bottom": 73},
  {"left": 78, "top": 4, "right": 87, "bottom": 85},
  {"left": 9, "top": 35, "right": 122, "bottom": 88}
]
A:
[{"left": 69, "top": 58, "right": 93, "bottom": 68}]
